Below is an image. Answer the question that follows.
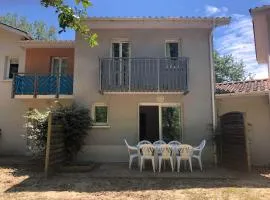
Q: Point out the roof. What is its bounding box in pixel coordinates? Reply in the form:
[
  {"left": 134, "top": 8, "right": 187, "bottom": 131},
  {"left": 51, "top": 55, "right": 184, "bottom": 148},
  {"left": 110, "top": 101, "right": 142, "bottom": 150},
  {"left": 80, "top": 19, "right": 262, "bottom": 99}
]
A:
[
  {"left": 0, "top": 22, "right": 32, "bottom": 40},
  {"left": 86, "top": 16, "right": 231, "bottom": 27},
  {"left": 19, "top": 40, "right": 74, "bottom": 48},
  {"left": 249, "top": 5, "right": 270, "bottom": 14},
  {"left": 216, "top": 79, "right": 270, "bottom": 95}
]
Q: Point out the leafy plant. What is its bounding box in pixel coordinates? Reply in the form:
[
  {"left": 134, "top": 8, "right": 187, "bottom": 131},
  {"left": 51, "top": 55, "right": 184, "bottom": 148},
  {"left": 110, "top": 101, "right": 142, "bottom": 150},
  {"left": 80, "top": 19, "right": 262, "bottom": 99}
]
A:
[{"left": 24, "top": 102, "right": 92, "bottom": 162}]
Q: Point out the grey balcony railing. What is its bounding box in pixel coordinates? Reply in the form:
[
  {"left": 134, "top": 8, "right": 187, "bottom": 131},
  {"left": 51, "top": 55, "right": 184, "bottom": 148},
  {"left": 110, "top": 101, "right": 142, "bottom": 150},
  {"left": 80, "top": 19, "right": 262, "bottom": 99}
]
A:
[
  {"left": 99, "top": 57, "right": 189, "bottom": 93},
  {"left": 12, "top": 73, "right": 73, "bottom": 98}
]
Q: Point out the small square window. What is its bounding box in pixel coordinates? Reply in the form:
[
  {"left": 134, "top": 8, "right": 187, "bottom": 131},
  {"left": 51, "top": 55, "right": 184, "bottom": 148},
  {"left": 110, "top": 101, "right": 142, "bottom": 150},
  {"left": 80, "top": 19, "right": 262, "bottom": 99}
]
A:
[
  {"left": 93, "top": 104, "right": 108, "bottom": 125},
  {"left": 6, "top": 57, "right": 19, "bottom": 79}
]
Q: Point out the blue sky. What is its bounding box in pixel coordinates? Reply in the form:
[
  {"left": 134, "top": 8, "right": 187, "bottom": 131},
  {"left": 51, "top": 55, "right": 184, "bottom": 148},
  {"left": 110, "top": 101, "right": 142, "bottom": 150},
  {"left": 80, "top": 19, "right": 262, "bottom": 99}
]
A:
[{"left": 0, "top": 0, "right": 269, "bottom": 78}]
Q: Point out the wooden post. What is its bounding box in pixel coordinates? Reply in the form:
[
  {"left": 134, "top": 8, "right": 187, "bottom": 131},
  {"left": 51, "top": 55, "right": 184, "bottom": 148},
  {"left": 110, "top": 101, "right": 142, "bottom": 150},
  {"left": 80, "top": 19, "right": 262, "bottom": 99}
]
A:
[
  {"left": 44, "top": 112, "right": 52, "bottom": 178},
  {"left": 33, "top": 74, "right": 38, "bottom": 98}
]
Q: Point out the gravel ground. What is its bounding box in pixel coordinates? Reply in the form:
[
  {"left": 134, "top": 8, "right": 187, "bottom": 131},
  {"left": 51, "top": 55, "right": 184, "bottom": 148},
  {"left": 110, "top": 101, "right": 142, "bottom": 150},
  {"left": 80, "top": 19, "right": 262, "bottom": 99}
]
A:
[{"left": 0, "top": 166, "right": 270, "bottom": 200}]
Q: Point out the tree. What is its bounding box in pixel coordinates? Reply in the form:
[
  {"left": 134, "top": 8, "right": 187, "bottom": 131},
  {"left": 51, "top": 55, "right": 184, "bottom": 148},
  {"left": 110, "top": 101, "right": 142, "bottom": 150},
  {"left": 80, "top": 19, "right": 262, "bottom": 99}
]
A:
[
  {"left": 0, "top": 13, "right": 57, "bottom": 40},
  {"left": 214, "top": 51, "right": 253, "bottom": 83},
  {"left": 41, "top": 0, "right": 97, "bottom": 46}
]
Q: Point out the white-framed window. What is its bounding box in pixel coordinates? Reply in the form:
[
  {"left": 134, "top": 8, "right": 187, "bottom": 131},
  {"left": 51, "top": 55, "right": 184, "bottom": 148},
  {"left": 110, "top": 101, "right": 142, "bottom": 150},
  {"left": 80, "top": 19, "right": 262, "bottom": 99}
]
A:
[
  {"left": 92, "top": 103, "right": 108, "bottom": 125},
  {"left": 5, "top": 56, "right": 19, "bottom": 79},
  {"left": 165, "top": 40, "right": 181, "bottom": 58},
  {"left": 51, "top": 57, "right": 68, "bottom": 74},
  {"left": 111, "top": 39, "right": 131, "bottom": 58}
]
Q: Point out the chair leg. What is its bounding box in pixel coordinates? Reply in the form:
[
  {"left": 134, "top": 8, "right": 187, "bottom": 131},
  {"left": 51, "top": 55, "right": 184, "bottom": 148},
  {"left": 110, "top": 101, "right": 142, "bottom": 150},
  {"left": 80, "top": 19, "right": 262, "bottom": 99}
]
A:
[
  {"left": 177, "top": 159, "right": 180, "bottom": 173},
  {"left": 129, "top": 157, "right": 132, "bottom": 169},
  {"left": 189, "top": 158, "right": 193, "bottom": 172},
  {"left": 159, "top": 157, "right": 162, "bottom": 173},
  {"left": 198, "top": 158, "right": 203, "bottom": 171},
  {"left": 140, "top": 157, "right": 143, "bottom": 172},
  {"left": 152, "top": 158, "right": 156, "bottom": 173},
  {"left": 170, "top": 157, "right": 174, "bottom": 172}
]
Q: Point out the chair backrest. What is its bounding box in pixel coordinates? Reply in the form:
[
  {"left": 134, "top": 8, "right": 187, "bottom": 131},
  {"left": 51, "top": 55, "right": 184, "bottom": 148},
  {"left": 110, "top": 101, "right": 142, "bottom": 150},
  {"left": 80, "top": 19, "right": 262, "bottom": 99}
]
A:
[
  {"left": 196, "top": 139, "right": 206, "bottom": 156},
  {"left": 138, "top": 140, "right": 152, "bottom": 146},
  {"left": 124, "top": 139, "right": 137, "bottom": 154},
  {"left": 168, "top": 141, "right": 181, "bottom": 146},
  {"left": 159, "top": 144, "right": 172, "bottom": 157},
  {"left": 177, "top": 144, "right": 193, "bottom": 160},
  {"left": 139, "top": 144, "right": 155, "bottom": 157},
  {"left": 153, "top": 140, "right": 166, "bottom": 145}
]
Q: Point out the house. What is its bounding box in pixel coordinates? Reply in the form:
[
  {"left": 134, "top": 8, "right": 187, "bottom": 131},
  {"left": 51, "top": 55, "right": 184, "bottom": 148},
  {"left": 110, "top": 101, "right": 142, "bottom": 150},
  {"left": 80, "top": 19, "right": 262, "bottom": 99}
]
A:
[
  {"left": 250, "top": 5, "right": 270, "bottom": 72},
  {"left": 0, "top": 22, "right": 74, "bottom": 155},
  {"left": 74, "top": 17, "right": 230, "bottom": 163}
]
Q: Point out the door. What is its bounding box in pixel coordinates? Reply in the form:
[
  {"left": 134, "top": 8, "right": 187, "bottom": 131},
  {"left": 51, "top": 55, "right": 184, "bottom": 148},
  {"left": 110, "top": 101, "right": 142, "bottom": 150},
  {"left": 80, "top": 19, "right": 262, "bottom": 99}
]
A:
[
  {"left": 220, "top": 112, "right": 249, "bottom": 171},
  {"left": 112, "top": 42, "right": 130, "bottom": 89},
  {"left": 162, "top": 106, "right": 182, "bottom": 143},
  {"left": 139, "top": 106, "right": 159, "bottom": 142},
  {"left": 51, "top": 57, "right": 68, "bottom": 75},
  {"left": 139, "top": 105, "right": 182, "bottom": 143}
]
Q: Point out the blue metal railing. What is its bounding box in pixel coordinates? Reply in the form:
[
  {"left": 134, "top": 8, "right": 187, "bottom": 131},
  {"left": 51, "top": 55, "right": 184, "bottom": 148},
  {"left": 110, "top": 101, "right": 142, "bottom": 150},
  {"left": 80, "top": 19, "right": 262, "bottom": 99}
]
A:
[{"left": 12, "top": 73, "right": 73, "bottom": 98}]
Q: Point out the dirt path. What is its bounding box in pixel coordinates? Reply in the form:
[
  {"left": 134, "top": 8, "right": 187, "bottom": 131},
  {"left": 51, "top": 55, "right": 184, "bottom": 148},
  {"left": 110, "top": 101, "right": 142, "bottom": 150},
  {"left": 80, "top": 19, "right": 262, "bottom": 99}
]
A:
[{"left": 0, "top": 166, "right": 270, "bottom": 200}]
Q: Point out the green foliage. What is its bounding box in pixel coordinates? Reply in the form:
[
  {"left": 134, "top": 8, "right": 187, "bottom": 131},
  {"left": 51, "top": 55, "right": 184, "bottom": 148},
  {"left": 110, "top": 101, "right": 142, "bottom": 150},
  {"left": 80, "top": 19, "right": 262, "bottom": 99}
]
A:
[
  {"left": 24, "top": 103, "right": 92, "bottom": 161},
  {"left": 214, "top": 51, "right": 253, "bottom": 83},
  {"left": 41, "top": 0, "right": 98, "bottom": 47},
  {"left": 0, "top": 13, "right": 57, "bottom": 40},
  {"left": 54, "top": 103, "right": 92, "bottom": 161}
]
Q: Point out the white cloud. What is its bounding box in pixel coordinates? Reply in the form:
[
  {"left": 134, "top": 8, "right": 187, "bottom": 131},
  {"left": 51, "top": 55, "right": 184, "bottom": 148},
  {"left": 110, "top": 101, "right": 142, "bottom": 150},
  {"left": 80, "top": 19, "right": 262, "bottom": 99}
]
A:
[
  {"left": 215, "top": 14, "right": 268, "bottom": 79},
  {"left": 205, "top": 5, "right": 228, "bottom": 16}
]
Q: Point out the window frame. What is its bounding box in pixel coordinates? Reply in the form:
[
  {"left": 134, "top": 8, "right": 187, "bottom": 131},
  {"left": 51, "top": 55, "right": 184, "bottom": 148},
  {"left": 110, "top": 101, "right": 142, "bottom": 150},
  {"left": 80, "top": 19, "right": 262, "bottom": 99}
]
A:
[
  {"left": 92, "top": 103, "right": 109, "bottom": 126},
  {"left": 50, "top": 57, "right": 69, "bottom": 74},
  {"left": 165, "top": 39, "right": 182, "bottom": 58},
  {"left": 110, "top": 38, "right": 131, "bottom": 58},
  {"left": 5, "top": 56, "right": 19, "bottom": 80}
]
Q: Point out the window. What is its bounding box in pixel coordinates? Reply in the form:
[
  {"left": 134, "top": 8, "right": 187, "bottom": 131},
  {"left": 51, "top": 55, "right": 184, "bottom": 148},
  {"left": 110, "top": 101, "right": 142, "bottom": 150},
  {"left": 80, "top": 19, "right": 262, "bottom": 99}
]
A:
[
  {"left": 51, "top": 57, "right": 68, "bottom": 74},
  {"left": 92, "top": 103, "right": 108, "bottom": 125},
  {"left": 165, "top": 41, "right": 180, "bottom": 58},
  {"left": 5, "top": 57, "right": 19, "bottom": 79}
]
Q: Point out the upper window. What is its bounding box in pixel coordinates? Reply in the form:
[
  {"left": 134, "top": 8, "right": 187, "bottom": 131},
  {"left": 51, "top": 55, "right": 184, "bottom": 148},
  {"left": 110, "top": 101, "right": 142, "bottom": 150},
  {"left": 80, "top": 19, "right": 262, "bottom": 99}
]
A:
[
  {"left": 5, "top": 57, "right": 19, "bottom": 79},
  {"left": 51, "top": 57, "right": 68, "bottom": 74},
  {"left": 165, "top": 41, "right": 180, "bottom": 58},
  {"left": 112, "top": 41, "right": 130, "bottom": 58},
  {"left": 92, "top": 103, "right": 108, "bottom": 125}
]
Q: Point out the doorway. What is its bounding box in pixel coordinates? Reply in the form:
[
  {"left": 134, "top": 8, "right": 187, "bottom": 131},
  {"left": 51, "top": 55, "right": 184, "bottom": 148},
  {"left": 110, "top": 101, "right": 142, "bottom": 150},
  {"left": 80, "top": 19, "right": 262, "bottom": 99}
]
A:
[
  {"left": 139, "top": 106, "right": 159, "bottom": 142},
  {"left": 139, "top": 104, "right": 182, "bottom": 143}
]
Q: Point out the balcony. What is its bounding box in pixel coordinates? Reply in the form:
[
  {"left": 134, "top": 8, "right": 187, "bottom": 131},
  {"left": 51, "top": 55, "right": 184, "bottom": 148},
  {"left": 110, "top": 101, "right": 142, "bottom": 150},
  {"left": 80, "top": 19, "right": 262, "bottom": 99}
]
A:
[
  {"left": 12, "top": 73, "right": 73, "bottom": 99},
  {"left": 99, "top": 57, "right": 189, "bottom": 93}
]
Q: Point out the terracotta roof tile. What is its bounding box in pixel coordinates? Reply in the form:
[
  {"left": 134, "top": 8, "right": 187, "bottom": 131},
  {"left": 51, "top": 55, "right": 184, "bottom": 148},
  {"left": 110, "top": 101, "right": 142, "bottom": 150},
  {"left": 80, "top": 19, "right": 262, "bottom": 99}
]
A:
[{"left": 216, "top": 79, "right": 270, "bottom": 94}]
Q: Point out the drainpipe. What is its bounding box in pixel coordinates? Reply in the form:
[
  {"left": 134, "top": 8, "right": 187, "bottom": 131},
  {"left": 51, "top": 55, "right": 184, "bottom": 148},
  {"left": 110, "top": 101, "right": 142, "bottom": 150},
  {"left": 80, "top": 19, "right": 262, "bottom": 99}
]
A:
[{"left": 209, "top": 20, "right": 217, "bottom": 166}]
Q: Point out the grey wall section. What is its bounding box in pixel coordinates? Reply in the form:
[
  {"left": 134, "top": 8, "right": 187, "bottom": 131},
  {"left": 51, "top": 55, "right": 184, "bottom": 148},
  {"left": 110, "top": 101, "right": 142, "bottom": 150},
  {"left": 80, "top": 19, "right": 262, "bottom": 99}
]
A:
[
  {"left": 217, "top": 96, "right": 270, "bottom": 166},
  {"left": 75, "top": 28, "right": 213, "bottom": 163}
]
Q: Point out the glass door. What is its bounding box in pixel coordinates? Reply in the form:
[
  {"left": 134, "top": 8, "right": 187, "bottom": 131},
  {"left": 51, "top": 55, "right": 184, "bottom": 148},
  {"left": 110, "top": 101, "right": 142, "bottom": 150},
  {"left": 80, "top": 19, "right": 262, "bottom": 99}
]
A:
[
  {"left": 161, "top": 106, "right": 182, "bottom": 143},
  {"left": 112, "top": 42, "right": 130, "bottom": 88}
]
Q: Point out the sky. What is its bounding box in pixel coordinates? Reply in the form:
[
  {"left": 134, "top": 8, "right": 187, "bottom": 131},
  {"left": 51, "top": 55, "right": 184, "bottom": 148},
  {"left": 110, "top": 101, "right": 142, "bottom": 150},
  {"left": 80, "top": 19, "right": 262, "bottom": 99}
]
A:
[{"left": 0, "top": 0, "right": 269, "bottom": 79}]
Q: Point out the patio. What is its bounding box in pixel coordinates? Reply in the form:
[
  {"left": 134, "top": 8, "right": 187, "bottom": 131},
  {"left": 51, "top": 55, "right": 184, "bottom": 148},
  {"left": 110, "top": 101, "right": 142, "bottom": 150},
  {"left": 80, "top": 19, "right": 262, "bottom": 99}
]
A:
[{"left": 79, "top": 163, "right": 248, "bottom": 179}]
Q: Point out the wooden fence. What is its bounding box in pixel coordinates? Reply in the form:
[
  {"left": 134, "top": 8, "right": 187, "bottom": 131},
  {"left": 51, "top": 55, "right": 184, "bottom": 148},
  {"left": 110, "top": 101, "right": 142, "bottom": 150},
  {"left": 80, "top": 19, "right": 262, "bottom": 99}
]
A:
[{"left": 44, "top": 112, "right": 66, "bottom": 178}]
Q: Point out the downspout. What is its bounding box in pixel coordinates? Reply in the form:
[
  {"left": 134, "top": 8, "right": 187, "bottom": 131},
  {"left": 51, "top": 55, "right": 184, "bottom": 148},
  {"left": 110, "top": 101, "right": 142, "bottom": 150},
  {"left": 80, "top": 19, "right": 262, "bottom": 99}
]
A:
[{"left": 209, "top": 20, "right": 217, "bottom": 166}]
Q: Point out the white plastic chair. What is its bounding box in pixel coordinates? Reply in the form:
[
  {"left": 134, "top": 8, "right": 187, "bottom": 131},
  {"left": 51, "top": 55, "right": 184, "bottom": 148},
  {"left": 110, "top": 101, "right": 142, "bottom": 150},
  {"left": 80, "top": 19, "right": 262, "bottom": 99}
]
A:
[
  {"left": 124, "top": 139, "right": 138, "bottom": 169},
  {"left": 192, "top": 139, "right": 206, "bottom": 171},
  {"left": 139, "top": 144, "right": 156, "bottom": 172},
  {"left": 153, "top": 140, "right": 166, "bottom": 146},
  {"left": 158, "top": 144, "right": 174, "bottom": 172},
  {"left": 168, "top": 141, "right": 181, "bottom": 146},
  {"left": 138, "top": 140, "right": 152, "bottom": 146},
  {"left": 176, "top": 144, "right": 194, "bottom": 172}
]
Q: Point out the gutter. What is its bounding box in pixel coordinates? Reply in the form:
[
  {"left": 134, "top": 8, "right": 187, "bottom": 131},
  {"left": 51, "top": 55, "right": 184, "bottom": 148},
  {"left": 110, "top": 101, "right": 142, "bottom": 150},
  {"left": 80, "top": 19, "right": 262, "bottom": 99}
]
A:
[{"left": 209, "top": 20, "right": 217, "bottom": 166}]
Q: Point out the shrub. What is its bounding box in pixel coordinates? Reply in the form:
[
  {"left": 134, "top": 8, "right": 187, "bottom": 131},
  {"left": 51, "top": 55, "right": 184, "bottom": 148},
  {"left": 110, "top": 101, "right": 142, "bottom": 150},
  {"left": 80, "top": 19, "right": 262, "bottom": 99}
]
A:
[{"left": 24, "top": 102, "right": 92, "bottom": 162}]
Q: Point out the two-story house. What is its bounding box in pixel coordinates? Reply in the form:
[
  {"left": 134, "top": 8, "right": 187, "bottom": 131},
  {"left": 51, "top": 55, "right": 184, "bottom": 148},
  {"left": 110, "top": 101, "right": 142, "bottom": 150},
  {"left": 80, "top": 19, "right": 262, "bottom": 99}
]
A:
[
  {"left": 74, "top": 17, "right": 230, "bottom": 163},
  {"left": 0, "top": 22, "right": 74, "bottom": 155}
]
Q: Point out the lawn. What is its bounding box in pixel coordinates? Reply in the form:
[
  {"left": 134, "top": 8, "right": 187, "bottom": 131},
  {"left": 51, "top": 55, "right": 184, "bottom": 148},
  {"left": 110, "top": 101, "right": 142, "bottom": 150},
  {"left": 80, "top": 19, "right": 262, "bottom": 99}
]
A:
[{"left": 0, "top": 166, "right": 270, "bottom": 200}]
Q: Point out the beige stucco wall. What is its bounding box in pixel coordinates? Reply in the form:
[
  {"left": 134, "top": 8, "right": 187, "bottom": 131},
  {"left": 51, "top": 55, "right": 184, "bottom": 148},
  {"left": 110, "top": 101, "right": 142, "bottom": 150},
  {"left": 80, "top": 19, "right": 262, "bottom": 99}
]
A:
[
  {"left": 0, "top": 28, "right": 73, "bottom": 155},
  {"left": 75, "top": 28, "right": 213, "bottom": 162},
  {"left": 217, "top": 95, "right": 270, "bottom": 166}
]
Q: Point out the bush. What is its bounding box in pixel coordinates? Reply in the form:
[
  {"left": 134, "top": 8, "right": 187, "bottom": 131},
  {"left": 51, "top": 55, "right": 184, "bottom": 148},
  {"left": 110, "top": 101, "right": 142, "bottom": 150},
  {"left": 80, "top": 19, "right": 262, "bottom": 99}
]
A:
[{"left": 24, "top": 102, "right": 92, "bottom": 161}]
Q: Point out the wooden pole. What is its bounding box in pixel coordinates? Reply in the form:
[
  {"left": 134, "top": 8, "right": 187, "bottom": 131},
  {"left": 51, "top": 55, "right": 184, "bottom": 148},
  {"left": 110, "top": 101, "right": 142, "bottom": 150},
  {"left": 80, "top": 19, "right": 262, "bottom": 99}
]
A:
[{"left": 44, "top": 112, "right": 52, "bottom": 178}]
